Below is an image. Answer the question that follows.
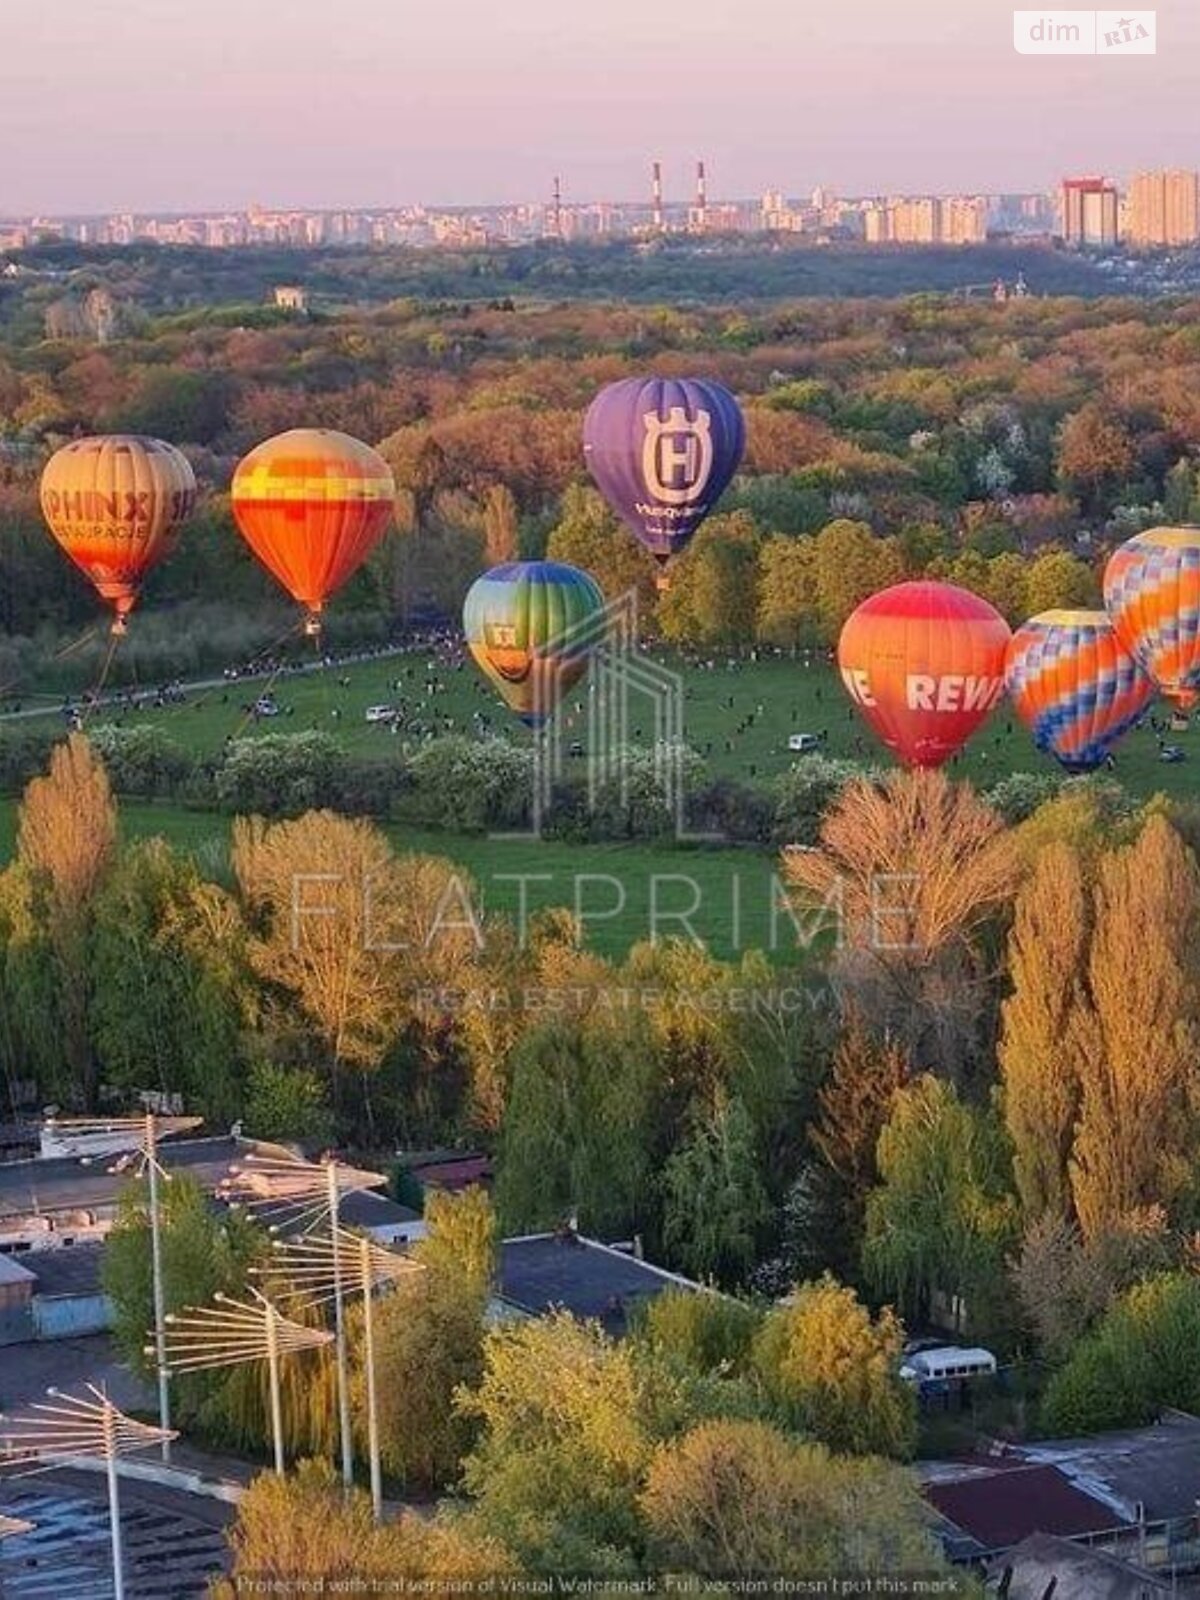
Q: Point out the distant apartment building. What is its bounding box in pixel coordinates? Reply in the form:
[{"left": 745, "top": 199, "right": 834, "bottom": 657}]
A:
[
  {"left": 1126, "top": 169, "right": 1200, "bottom": 246},
  {"left": 861, "top": 195, "right": 986, "bottom": 245},
  {"left": 1060, "top": 177, "right": 1119, "bottom": 245}
]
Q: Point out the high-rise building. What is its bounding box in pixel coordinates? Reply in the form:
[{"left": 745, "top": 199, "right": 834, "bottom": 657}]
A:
[
  {"left": 1126, "top": 169, "right": 1200, "bottom": 246},
  {"left": 1060, "top": 177, "right": 1119, "bottom": 245},
  {"left": 941, "top": 196, "right": 988, "bottom": 244}
]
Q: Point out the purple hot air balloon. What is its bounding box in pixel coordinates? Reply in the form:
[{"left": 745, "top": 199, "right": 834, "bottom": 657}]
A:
[{"left": 583, "top": 377, "right": 746, "bottom": 565}]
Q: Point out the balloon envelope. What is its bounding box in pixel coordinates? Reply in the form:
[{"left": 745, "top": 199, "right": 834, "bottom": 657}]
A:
[
  {"left": 1104, "top": 526, "right": 1200, "bottom": 709},
  {"left": 463, "top": 560, "right": 605, "bottom": 727},
  {"left": 1005, "top": 609, "right": 1154, "bottom": 773},
  {"left": 231, "top": 429, "right": 394, "bottom": 626},
  {"left": 583, "top": 377, "right": 745, "bottom": 562},
  {"left": 837, "top": 581, "right": 1010, "bottom": 768},
  {"left": 39, "top": 435, "right": 196, "bottom": 630}
]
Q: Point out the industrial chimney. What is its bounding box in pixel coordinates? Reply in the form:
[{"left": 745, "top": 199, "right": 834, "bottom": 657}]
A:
[
  {"left": 696, "top": 160, "right": 708, "bottom": 232},
  {"left": 652, "top": 160, "right": 664, "bottom": 232}
]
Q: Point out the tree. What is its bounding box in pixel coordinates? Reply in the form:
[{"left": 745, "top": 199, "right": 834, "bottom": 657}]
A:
[
  {"left": 810, "top": 1010, "right": 909, "bottom": 1246},
  {"left": 414, "top": 1184, "right": 496, "bottom": 1296},
  {"left": 1056, "top": 404, "right": 1136, "bottom": 515},
  {"left": 657, "top": 513, "right": 763, "bottom": 647},
  {"left": 864, "top": 1076, "right": 1017, "bottom": 1332},
  {"left": 752, "top": 1276, "right": 917, "bottom": 1460},
  {"left": 483, "top": 482, "right": 519, "bottom": 565},
  {"left": 661, "top": 1091, "right": 770, "bottom": 1285},
  {"left": 634, "top": 1289, "right": 761, "bottom": 1377},
  {"left": 1023, "top": 548, "right": 1099, "bottom": 614},
  {"left": 215, "top": 1460, "right": 514, "bottom": 1589},
  {"left": 1010, "top": 1211, "right": 1176, "bottom": 1364},
  {"left": 755, "top": 533, "right": 819, "bottom": 647},
  {"left": 101, "top": 1173, "right": 265, "bottom": 1412},
  {"left": 998, "top": 840, "right": 1087, "bottom": 1223},
  {"left": 87, "top": 839, "right": 251, "bottom": 1123},
  {"left": 496, "top": 1013, "right": 658, "bottom": 1238},
  {"left": 546, "top": 483, "right": 656, "bottom": 607},
  {"left": 813, "top": 519, "right": 904, "bottom": 643},
  {"left": 1069, "top": 816, "right": 1200, "bottom": 1238},
  {"left": 640, "top": 1420, "right": 938, "bottom": 1580},
  {"left": 786, "top": 769, "right": 1019, "bottom": 1081},
  {"left": 233, "top": 813, "right": 479, "bottom": 1093},
  {"left": 1040, "top": 1273, "right": 1200, "bottom": 1435},
  {"left": 10, "top": 734, "right": 117, "bottom": 1104}
]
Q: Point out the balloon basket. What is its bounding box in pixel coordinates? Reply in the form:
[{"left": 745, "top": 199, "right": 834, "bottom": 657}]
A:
[
  {"left": 110, "top": 615, "right": 129, "bottom": 637},
  {"left": 303, "top": 614, "right": 323, "bottom": 639}
]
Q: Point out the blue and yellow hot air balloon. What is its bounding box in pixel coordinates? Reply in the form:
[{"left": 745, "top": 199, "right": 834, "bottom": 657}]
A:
[
  {"left": 463, "top": 561, "right": 605, "bottom": 727},
  {"left": 1005, "top": 609, "right": 1154, "bottom": 772},
  {"left": 1104, "top": 527, "right": 1200, "bottom": 709}
]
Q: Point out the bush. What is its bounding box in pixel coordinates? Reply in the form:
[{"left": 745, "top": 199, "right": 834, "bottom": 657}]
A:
[
  {"left": 1039, "top": 1272, "right": 1200, "bottom": 1435},
  {"left": 87, "top": 724, "right": 195, "bottom": 798},
  {"left": 770, "top": 754, "right": 878, "bottom": 846},
  {"left": 633, "top": 1289, "right": 761, "bottom": 1375},
  {"left": 984, "top": 771, "right": 1063, "bottom": 824},
  {"left": 404, "top": 736, "right": 531, "bottom": 832}
]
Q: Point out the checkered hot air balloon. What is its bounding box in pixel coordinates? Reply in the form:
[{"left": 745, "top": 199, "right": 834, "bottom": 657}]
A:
[
  {"left": 463, "top": 561, "right": 604, "bottom": 728},
  {"left": 1005, "top": 610, "right": 1154, "bottom": 773},
  {"left": 231, "top": 429, "right": 394, "bottom": 635},
  {"left": 1104, "top": 527, "right": 1200, "bottom": 710}
]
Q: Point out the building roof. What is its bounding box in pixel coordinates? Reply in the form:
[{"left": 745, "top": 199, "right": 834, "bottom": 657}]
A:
[
  {"left": 987, "top": 1532, "right": 1175, "bottom": 1600},
  {"left": 408, "top": 1154, "right": 493, "bottom": 1191},
  {"left": 496, "top": 1231, "right": 701, "bottom": 1335},
  {"left": 1018, "top": 1411, "right": 1200, "bottom": 1523},
  {"left": 0, "top": 1137, "right": 243, "bottom": 1219},
  {"left": 25, "top": 1245, "right": 105, "bottom": 1299},
  {"left": 0, "top": 1254, "right": 36, "bottom": 1288},
  {"left": 924, "top": 1463, "right": 1123, "bottom": 1554}
]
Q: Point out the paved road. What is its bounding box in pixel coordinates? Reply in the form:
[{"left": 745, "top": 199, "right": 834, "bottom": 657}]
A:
[
  {"left": 0, "top": 1468, "right": 232, "bottom": 1597},
  {"left": 0, "top": 641, "right": 418, "bottom": 725}
]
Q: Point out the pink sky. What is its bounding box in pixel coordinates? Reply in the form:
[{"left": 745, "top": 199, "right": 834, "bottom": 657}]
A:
[{"left": 2, "top": 0, "right": 1197, "bottom": 212}]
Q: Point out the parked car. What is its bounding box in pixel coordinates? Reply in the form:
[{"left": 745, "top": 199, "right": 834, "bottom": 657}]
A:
[
  {"left": 365, "top": 704, "right": 398, "bottom": 724},
  {"left": 787, "top": 733, "right": 820, "bottom": 753},
  {"left": 1161, "top": 744, "right": 1186, "bottom": 763}
]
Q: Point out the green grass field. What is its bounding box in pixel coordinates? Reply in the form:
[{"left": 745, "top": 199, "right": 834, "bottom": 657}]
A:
[
  {"left": 9, "top": 646, "right": 1198, "bottom": 798},
  {"left": 1, "top": 646, "right": 1195, "bottom": 961},
  {"left": 0, "top": 799, "right": 797, "bottom": 964}
]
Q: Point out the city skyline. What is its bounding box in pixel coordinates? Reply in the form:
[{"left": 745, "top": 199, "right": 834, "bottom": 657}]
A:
[{"left": 3, "top": 0, "right": 1199, "bottom": 213}]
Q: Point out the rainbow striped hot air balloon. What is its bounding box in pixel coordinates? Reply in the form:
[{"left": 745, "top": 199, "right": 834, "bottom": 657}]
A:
[
  {"left": 463, "top": 561, "right": 604, "bottom": 728},
  {"left": 1005, "top": 610, "right": 1154, "bottom": 773},
  {"left": 1104, "top": 527, "right": 1200, "bottom": 710}
]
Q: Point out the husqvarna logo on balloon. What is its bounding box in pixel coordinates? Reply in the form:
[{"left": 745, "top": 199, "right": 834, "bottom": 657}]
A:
[{"left": 641, "top": 407, "right": 714, "bottom": 505}]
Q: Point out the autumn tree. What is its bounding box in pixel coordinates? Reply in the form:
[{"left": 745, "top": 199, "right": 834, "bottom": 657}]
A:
[
  {"left": 1023, "top": 547, "right": 1099, "bottom": 614},
  {"left": 998, "top": 840, "right": 1088, "bottom": 1223},
  {"left": 810, "top": 1009, "right": 909, "bottom": 1246},
  {"left": 546, "top": 483, "right": 657, "bottom": 608},
  {"left": 214, "top": 1460, "right": 514, "bottom": 1590},
  {"left": 232, "top": 813, "right": 479, "bottom": 1094},
  {"left": 657, "top": 513, "right": 763, "bottom": 647},
  {"left": 1069, "top": 816, "right": 1200, "bottom": 1238},
  {"left": 483, "top": 481, "right": 519, "bottom": 565},
  {"left": 1056, "top": 403, "right": 1136, "bottom": 516},
  {"left": 785, "top": 769, "right": 1019, "bottom": 1081},
  {"left": 640, "top": 1421, "right": 938, "bottom": 1582},
  {"left": 6, "top": 734, "right": 117, "bottom": 1104},
  {"left": 755, "top": 533, "right": 819, "bottom": 647},
  {"left": 813, "top": 519, "right": 904, "bottom": 643},
  {"left": 661, "top": 1091, "right": 770, "bottom": 1286},
  {"left": 753, "top": 1275, "right": 917, "bottom": 1459}
]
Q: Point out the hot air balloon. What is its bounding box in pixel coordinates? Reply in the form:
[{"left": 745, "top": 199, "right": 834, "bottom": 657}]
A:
[
  {"left": 1104, "top": 527, "right": 1200, "bottom": 709},
  {"left": 463, "top": 561, "right": 605, "bottom": 727},
  {"left": 837, "top": 581, "right": 1011, "bottom": 768},
  {"left": 39, "top": 435, "right": 196, "bottom": 633},
  {"left": 583, "top": 377, "right": 745, "bottom": 567},
  {"left": 1005, "top": 610, "right": 1154, "bottom": 773},
  {"left": 231, "top": 429, "right": 394, "bottom": 635}
]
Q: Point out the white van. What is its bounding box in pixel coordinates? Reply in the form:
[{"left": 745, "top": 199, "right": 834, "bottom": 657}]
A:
[
  {"left": 787, "top": 733, "right": 820, "bottom": 753},
  {"left": 899, "top": 1346, "right": 997, "bottom": 1385},
  {"left": 365, "top": 705, "right": 397, "bottom": 724}
]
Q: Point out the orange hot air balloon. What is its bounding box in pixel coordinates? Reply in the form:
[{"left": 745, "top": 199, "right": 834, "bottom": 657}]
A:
[
  {"left": 230, "top": 429, "right": 395, "bottom": 634},
  {"left": 39, "top": 435, "right": 197, "bottom": 633},
  {"left": 838, "top": 581, "right": 1011, "bottom": 768}
]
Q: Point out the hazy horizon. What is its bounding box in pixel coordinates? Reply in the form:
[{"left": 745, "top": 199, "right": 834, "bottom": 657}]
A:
[{"left": 4, "top": 0, "right": 1197, "bottom": 214}]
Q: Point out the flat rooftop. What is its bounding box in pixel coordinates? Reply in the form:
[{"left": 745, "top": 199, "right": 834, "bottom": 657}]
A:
[{"left": 497, "top": 1232, "right": 701, "bottom": 1335}]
